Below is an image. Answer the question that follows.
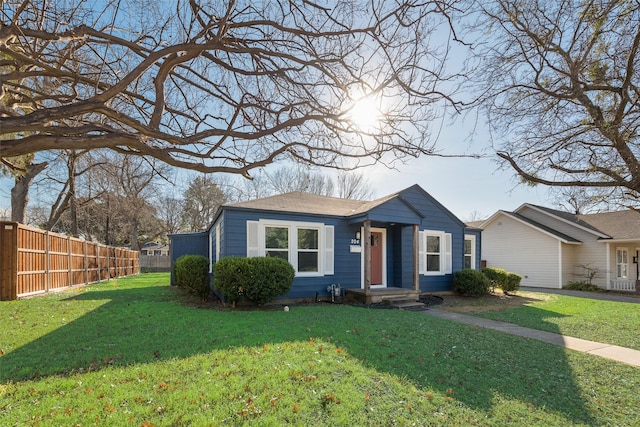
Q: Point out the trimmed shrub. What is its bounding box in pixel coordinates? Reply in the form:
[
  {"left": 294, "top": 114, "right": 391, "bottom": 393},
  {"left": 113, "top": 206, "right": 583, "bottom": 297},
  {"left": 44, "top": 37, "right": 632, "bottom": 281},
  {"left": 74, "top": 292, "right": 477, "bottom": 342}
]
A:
[
  {"left": 244, "top": 257, "right": 295, "bottom": 305},
  {"left": 213, "top": 256, "right": 295, "bottom": 306},
  {"left": 174, "top": 254, "right": 210, "bottom": 299},
  {"left": 482, "top": 267, "right": 521, "bottom": 294},
  {"left": 502, "top": 272, "right": 522, "bottom": 294},
  {"left": 481, "top": 267, "right": 509, "bottom": 291},
  {"left": 453, "top": 269, "right": 490, "bottom": 296},
  {"left": 213, "top": 257, "right": 253, "bottom": 306}
]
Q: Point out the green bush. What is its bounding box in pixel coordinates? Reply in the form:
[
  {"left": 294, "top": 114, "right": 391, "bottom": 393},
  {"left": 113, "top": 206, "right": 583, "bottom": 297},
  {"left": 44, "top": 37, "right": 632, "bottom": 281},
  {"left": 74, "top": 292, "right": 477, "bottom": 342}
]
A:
[
  {"left": 482, "top": 267, "right": 521, "bottom": 294},
  {"left": 244, "top": 257, "right": 295, "bottom": 305},
  {"left": 213, "top": 256, "right": 295, "bottom": 306},
  {"left": 502, "top": 272, "right": 522, "bottom": 294},
  {"left": 564, "top": 281, "right": 602, "bottom": 292},
  {"left": 481, "top": 267, "right": 509, "bottom": 291},
  {"left": 453, "top": 269, "right": 490, "bottom": 296},
  {"left": 174, "top": 255, "right": 210, "bottom": 299},
  {"left": 213, "top": 257, "right": 253, "bottom": 306}
]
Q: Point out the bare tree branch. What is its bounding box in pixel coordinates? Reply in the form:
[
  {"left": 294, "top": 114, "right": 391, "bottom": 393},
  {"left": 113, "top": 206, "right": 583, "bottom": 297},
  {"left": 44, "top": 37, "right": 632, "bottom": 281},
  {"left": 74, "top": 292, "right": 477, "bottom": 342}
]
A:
[
  {"left": 1, "top": 0, "right": 462, "bottom": 175},
  {"left": 465, "top": 0, "right": 640, "bottom": 202}
]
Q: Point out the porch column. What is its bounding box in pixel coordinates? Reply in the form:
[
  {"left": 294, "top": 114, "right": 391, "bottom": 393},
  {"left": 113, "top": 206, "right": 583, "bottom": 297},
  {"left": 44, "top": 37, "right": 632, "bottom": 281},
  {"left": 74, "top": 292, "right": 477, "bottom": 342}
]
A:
[
  {"left": 363, "top": 220, "right": 371, "bottom": 295},
  {"left": 413, "top": 224, "right": 419, "bottom": 291}
]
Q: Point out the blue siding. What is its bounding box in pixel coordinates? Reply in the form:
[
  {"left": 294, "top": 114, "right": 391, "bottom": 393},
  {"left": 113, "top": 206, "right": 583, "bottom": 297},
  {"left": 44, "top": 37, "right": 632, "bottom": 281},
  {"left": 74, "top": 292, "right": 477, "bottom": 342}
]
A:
[
  {"left": 168, "top": 232, "right": 208, "bottom": 285},
  {"left": 220, "top": 208, "right": 363, "bottom": 300},
  {"left": 366, "top": 198, "right": 421, "bottom": 224},
  {"left": 398, "top": 186, "right": 466, "bottom": 292},
  {"left": 170, "top": 184, "right": 480, "bottom": 299}
]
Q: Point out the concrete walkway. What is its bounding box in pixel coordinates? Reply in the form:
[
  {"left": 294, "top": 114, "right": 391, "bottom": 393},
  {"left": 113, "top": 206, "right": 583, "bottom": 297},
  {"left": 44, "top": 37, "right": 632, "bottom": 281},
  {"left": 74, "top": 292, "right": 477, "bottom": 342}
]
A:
[{"left": 421, "top": 309, "right": 640, "bottom": 368}]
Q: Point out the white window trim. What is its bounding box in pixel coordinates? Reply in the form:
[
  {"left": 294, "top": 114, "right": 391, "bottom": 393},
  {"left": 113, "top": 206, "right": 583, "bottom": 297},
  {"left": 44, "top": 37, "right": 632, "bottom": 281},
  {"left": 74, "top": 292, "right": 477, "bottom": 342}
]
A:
[
  {"left": 419, "top": 230, "right": 452, "bottom": 276},
  {"left": 464, "top": 234, "right": 476, "bottom": 270},
  {"left": 247, "top": 219, "right": 334, "bottom": 277},
  {"left": 616, "top": 247, "right": 629, "bottom": 279}
]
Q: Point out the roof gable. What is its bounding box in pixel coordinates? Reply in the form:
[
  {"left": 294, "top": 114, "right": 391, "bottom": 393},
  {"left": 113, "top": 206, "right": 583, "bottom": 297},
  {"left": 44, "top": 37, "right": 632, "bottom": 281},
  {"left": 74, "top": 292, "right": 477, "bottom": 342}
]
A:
[
  {"left": 515, "top": 204, "right": 611, "bottom": 238},
  {"left": 481, "top": 210, "right": 582, "bottom": 244}
]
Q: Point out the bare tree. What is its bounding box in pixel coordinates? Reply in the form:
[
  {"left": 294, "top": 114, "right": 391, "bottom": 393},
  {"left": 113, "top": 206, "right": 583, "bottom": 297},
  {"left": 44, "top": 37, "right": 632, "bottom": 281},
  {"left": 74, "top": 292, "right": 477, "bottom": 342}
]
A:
[
  {"left": 1, "top": 0, "right": 461, "bottom": 177},
  {"left": 264, "top": 165, "right": 335, "bottom": 196},
  {"left": 181, "top": 176, "right": 227, "bottom": 232},
  {"left": 156, "top": 195, "right": 185, "bottom": 236},
  {"left": 6, "top": 155, "right": 47, "bottom": 222},
  {"left": 465, "top": 0, "right": 640, "bottom": 202},
  {"left": 335, "top": 171, "right": 374, "bottom": 200}
]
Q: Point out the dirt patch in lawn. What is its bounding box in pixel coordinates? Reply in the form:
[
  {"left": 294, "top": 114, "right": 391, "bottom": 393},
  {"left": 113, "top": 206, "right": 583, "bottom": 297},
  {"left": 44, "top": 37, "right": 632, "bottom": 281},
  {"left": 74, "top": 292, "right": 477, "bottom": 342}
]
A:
[{"left": 437, "top": 291, "right": 552, "bottom": 313}]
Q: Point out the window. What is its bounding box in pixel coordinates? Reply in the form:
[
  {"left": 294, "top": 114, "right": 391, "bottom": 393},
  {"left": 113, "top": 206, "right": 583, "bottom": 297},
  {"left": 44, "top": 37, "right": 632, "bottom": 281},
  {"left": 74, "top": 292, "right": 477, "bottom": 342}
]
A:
[
  {"left": 419, "top": 230, "right": 452, "bottom": 275},
  {"left": 297, "top": 228, "right": 319, "bottom": 272},
  {"left": 616, "top": 248, "right": 629, "bottom": 279},
  {"left": 464, "top": 235, "right": 476, "bottom": 269},
  {"left": 426, "top": 235, "right": 441, "bottom": 272},
  {"left": 247, "top": 220, "right": 334, "bottom": 276},
  {"left": 265, "top": 226, "right": 289, "bottom": 260}
]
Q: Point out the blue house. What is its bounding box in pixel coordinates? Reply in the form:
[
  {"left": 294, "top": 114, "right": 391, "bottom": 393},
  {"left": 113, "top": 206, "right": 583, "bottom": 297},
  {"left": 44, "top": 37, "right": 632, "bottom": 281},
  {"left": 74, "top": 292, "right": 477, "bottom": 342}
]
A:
[{"left": 170, "top": 184, "right": 481, "bottom": 302}]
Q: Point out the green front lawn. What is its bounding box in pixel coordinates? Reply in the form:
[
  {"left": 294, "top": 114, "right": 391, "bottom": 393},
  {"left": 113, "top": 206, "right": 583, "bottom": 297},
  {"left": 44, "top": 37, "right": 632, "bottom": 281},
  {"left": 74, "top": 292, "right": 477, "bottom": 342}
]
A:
[
  {"left": 467, "top": 291, "right": 640, "bottom": 350},
  {"left": 1, "top": 274, "right": 639, "bottom": 425}
]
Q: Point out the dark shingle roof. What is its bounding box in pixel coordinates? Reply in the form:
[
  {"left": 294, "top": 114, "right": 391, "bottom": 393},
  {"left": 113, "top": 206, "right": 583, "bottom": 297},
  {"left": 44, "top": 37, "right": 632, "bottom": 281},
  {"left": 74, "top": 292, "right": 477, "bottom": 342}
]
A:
[
  {"left": 524, "top": 204, "right": 607, "bottom": 235},
  {"left": 578, "top": 210, "right": 640, "bottom": 240},
  {"left": 507, "top": 212, "right": 582, "bottom": 243},
  {"left": 524, "top": 204, "right": 640, "bottom": 240}
]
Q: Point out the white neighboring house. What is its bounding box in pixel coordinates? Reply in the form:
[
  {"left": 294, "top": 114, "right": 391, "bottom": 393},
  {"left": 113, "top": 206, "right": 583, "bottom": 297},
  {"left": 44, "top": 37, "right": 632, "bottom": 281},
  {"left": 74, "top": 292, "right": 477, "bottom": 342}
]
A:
[
  {"left": 480, "top": 204, "right": 640, "bottom": 292},
  {"left": 141, "top": 242, "right": 169, "bottom": 256}
]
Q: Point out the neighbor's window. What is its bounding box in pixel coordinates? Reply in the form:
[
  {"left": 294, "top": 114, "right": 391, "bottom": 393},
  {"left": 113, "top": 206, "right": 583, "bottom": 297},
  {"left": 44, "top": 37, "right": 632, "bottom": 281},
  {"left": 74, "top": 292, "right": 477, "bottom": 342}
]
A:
[
  {"left": 265, "top": 226, "right": 289, "bottom": 260},
  {"left": 616, "top": 248, "right": 629, "bottom": 279},
  {"left": 297, "top": 228, "right": 319, "bottom": 272}
]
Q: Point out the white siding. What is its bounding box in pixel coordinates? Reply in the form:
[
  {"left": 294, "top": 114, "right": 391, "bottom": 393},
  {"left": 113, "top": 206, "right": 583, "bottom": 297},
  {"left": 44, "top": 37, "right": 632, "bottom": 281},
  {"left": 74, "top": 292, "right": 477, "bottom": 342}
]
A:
[
  {"left": 572, "top": 241, "right": 609, "bottom": 288},
  {"left": 482, "top": 214, "right": 562, "bottom": 288}
]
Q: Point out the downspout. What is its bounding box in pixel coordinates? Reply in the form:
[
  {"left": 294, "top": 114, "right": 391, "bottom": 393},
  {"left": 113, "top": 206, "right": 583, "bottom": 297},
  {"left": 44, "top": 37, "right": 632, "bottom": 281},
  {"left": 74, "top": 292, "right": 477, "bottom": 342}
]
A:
[
  {"left": 558, "top": 240, "right": 563, "bottom": 289},
  {"left": 605, "top": 242, "right": 611, "bottom": 290},
  {"left": 413, "top": 224, "right": 419, "bottom": 291}
]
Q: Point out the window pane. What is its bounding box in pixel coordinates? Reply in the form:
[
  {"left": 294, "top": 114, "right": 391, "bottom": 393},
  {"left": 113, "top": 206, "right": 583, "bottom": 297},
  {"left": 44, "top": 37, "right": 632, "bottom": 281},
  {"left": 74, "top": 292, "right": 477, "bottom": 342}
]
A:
[
  {"left": 298, "top": 252, "right": 318, "bottom": 272},
  {"left": 298, "top": 228, "right": 318, "bottom": 250},
  {"left": 427, "top": 254, "right": 440, "bottom": 271},
  {"left": 266, "top": 250, "right": 289, "bottom": 260},
  {"left": 265, "top": 227, "right": 288, "bottom": 249},
  {"left": 427, "top": 235, "right": 440, "bottom": 252},
  {"left": 464, "top": 256, "right": 471, "bottom": 269},
  {"left": 464, "top": 239, "right": 471, "bottom": 255}
]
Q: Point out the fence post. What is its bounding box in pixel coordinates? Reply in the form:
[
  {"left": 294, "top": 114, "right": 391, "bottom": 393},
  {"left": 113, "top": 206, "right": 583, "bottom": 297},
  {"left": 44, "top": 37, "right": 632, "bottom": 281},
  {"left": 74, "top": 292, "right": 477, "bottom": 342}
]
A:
[
  {"left": 84, "top": 240, "right": 89, "bottom": 285},
  {"left": 46, "top": 230, "right": 51, "bottom": 293},
  {"left": 68, "top": 235, "right": 72, "bottom": 287},
  {"left": 0, "top": 222, "right": 19, "bottom": 300}
]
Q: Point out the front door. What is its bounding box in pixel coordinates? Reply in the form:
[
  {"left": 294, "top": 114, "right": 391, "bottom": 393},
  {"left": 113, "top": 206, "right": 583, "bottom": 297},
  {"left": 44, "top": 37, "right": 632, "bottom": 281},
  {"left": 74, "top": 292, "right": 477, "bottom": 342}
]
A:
[
  {"left": 361, "top": 227, "right": 386, "bottom": 288},
  {"left": 371, "top": 232, "right": 383, "bottom": 285}
]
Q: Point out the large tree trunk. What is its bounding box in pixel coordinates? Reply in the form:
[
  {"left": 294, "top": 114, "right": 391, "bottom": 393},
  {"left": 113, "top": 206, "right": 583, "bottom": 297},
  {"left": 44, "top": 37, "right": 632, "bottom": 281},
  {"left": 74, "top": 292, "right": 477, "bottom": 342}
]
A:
[{"left": 10, "top": 162, "right": 48, "bottom": 223}]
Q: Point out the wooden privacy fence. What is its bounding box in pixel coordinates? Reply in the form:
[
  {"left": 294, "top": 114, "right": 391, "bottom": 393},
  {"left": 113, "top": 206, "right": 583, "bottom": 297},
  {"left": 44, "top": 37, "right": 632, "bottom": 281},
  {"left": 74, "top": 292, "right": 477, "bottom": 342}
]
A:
[{"left": 0, "top": 221, "right": 139, "bottom": 300}]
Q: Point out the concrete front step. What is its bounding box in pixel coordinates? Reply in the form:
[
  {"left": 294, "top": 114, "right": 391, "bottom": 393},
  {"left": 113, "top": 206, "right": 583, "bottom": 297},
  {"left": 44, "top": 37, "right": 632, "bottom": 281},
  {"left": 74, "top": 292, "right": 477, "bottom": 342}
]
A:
[
  {"left": 383, "top": 297, "right": 425, "bottom": 310},
  {"left": 393, "top": 301, "right": 426, "bottom": 310}
]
